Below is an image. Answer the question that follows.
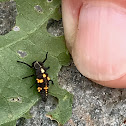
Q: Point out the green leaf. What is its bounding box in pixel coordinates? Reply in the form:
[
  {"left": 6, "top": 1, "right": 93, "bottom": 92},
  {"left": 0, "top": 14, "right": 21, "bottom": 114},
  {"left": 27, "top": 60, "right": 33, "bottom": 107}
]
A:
[
  {"left": 22, "top": 110, "right": 32, "bottom": 119},
  {"left": 47, "top": 79, "right": 73, "bottom": 125},
  {"left": 0, "top": 120, "right": 16, "bottom": 126},
  {"left": 0, "top": 0, "right": 73, "bottom": 125}
]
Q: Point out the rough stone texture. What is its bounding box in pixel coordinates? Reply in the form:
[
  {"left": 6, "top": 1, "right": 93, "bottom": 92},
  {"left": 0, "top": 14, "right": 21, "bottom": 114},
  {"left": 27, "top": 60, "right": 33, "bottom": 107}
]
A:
[
  {"left": 58, "top": 61, "right": 126, "bottom": 126},
  {"left": 17, "top": 61, "right": 126, "bottom": 126},
  {"left": 0, "top": 1, "right": 17, "bottom": 35},
  {"left": 16, "top": 96, "right": 58, "bottom": 126}
]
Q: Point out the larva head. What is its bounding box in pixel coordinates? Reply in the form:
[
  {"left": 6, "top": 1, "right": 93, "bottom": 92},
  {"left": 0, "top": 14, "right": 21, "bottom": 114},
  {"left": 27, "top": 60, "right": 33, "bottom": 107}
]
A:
[{"left": 32, "top": 61, "right": 43, "bottom": 69}]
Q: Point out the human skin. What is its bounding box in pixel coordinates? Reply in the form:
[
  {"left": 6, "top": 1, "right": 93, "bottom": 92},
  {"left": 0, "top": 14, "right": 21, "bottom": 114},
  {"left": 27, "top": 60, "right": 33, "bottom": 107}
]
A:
[{"left": 62, "top": 0, "right": 126, "bottom": 88}]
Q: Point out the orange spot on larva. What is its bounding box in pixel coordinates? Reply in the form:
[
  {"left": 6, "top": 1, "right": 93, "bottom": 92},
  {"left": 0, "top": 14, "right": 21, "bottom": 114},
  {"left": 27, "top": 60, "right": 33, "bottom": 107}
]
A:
[
  {"left": 37, "top": 87, "right": 42, "bottom": 92},
  {"left": 47, "top": 77, "right": 50, "bottom": 81},
  {"left": 36, "top": 79, "right": 44, "bottom": 83},
  {"left": 43, "top": 74, "right": 46, "bottom": 78}
]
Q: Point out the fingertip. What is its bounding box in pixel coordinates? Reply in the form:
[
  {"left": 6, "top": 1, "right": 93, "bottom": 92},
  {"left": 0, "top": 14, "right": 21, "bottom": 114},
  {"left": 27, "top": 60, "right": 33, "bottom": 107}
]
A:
[{"left": 93, "top": 74, "right": 126, "bottom": 88}]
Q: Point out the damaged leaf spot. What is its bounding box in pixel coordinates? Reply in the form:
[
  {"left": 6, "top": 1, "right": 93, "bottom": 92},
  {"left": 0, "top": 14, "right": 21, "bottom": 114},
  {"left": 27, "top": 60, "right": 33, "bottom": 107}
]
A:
[
  {"left": 47, "top": 19, "right": 64, "bottom": 36},
  {"left": 8, "top": 114, "right": 13, "bottom": 119},
  {"left": 13, "top": 26, "right": 20, "bottom": 31},
  {"left": 0, "top": 1, "right": 17, "bottom": 35},
  {"left": 63, "top": 95, "right": 68, "bottom": 101},
  {"left": 17, "top": 50, "right": 27, "bottom": 58},
  {"left": 34, "top": 5, "right": 43, "bottom": 13},
  {"left": 49, "top": 8, "right": 53, "bottom": 11},
  {"left": 9, "top": 97, "right": 22, "bottom": 103}
]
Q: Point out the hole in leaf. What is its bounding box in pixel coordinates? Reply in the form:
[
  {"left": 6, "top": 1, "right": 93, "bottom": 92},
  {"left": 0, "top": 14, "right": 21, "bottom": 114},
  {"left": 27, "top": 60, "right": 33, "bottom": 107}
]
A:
[
  {"left": 47, "top": 0, "right": 53, "bottom": 3},
  {"left": 17, "top": 50, "right": 27, "bottom": 58},
  {"left": 46, "top": 18, "right": 64, "bottom": 37},
  {"left": 13, "top": 26, "right": 20, "bottom": 31},
  {"left": 16, "top": 117, "right": 26, "bottom": 126},
  {"left": 34, "top": 5, "right": 43, "bottom": 13},
  {"left": 0, "top": 1, "right": 17, "bottom": 35},
  {"left": 9, "top": 97, "right": 22, "bottom": 103}
]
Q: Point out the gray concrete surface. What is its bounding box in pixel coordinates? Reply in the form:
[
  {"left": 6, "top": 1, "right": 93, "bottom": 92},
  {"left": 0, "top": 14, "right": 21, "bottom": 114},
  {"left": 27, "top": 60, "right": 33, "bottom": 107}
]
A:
[{"left": 0, "top": 1, "right": 17, "bottom": 35}]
